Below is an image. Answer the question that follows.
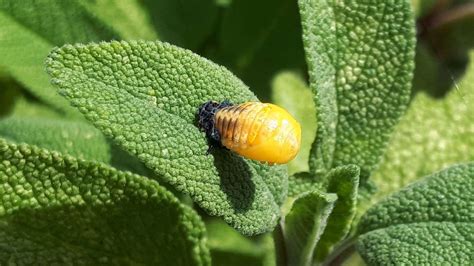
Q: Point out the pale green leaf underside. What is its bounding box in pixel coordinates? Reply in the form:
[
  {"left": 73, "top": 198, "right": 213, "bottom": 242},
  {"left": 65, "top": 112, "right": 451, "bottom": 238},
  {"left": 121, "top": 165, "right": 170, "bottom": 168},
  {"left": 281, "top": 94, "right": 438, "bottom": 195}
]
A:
[
  {"left": 358, "top": 163, "right": 474, "bottom": 264},
  {"left": 283, "top": 190, "right": 337, "bottom": 266},
  {"left": 299, "top": 0, "right": 415, "bottom": 178},
  {"left": 46, "top": 40, "right": 287, "bottom": 235},
  {"left": 78, "top": 0, "right": 158, "bottom": 40},
  {"left": 0, "top": 0, "right": 117, "bottom": 113},
  {"left": 315, "top": 165, "right": 360, "bottom": 262},
  {"left": 370, "top": 50, "right": 474, "bottom": 204},
  {"left": 0, "top": 139, "right": 209, "bottom": 265},
  {"left": 0, "top": 116, "right": 148, "bottom": 175},
  {"left": 9, "top": 97, "right": 63, "bottom": 119},
  {"left": 272, "top": 71, "right": 317, "bottom": 175}
]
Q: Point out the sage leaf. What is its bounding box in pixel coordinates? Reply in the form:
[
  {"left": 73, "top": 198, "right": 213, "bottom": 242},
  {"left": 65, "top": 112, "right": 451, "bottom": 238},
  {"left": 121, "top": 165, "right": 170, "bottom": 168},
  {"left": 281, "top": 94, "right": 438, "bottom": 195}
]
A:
[
  {"left": 299, "top": 0, "right": 416, "bottom": 178},
  {"left": 46, "top": 40, "right": 287, "bottom": 235},
  {"left": 283, "top": 190, "right": 337, "bottom": 266},
  {"left": 314, "top": 165, "right": 360, "bottom": 263},
  {"left": 357, "top": 163, "right": 474, "bottom": 265},
  {"left": 0, "top": 139, "right": 210, "bottom": 265},
  {"left": 370, "top": 50, "right": 474, "bottom": 205}
]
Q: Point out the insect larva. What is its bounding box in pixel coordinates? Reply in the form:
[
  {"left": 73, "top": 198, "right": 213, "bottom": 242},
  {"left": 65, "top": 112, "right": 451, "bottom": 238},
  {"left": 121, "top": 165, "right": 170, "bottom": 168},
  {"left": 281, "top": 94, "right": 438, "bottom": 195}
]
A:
[{"left": 198, "top": 101, "right": 301, "bottom": 164}]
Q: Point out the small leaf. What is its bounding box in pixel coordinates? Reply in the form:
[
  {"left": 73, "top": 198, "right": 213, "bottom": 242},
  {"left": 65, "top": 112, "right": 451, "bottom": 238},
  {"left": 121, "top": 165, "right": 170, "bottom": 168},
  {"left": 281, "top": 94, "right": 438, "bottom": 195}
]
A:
[
  {"left": 272, "top": 71, "right": 317, "bottom": 175},
  {"left": 314, "top": 165, "right": 360, "bottom": 263},
  {"left": 46, "top": 40, "right": 287, "bottom": 235},
  {"left": 357, "top": 163, "right": 474, "bottom": 265},
  {"left": 0, "top": 139, "right": 210, "bottom": 265},
  {"left": 282, "top": 189, "right": 337, "bottom": 266},
  {"left": 299, "top": 0, "right": 416, "bottom": 178},
  {"left": 370, "top": 50, "right": 474, "bottom": 206},
  {"left": 0, "top": 0, "right": 117, "bottom": 112}
]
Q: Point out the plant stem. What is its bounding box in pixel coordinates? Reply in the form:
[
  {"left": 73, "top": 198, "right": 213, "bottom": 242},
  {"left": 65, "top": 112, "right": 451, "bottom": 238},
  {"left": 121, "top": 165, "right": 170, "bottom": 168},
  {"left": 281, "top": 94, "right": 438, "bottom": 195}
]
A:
[
  {"left": 429, "top": 3, "right": 474, "bottom": 30},
  {"left": 321, "top": 238, "right": 357, "bottom": 266},
  {"left": 273, "top": 222, "right": 288, "bottom": 266}
]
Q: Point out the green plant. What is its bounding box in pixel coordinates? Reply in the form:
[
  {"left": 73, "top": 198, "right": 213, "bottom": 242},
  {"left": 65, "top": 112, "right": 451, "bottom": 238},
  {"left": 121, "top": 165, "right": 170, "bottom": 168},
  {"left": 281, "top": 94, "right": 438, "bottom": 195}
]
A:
[{"left": 0, "top": 0, "right": 473, "bottom": 265}]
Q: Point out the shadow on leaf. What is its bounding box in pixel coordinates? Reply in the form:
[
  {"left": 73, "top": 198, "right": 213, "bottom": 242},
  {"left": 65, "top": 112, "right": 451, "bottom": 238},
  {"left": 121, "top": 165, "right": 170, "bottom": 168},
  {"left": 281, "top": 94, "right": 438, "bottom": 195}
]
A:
[{"left": 210, "top": 148, "right": 255, "bottom": 213}]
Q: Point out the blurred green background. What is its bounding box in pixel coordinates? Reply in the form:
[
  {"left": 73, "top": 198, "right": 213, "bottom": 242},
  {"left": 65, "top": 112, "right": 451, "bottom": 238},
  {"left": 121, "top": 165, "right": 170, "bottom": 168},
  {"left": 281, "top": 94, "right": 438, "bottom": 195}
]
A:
[{"left": 1, "top": 0, "right": 473, "bottom": 265}]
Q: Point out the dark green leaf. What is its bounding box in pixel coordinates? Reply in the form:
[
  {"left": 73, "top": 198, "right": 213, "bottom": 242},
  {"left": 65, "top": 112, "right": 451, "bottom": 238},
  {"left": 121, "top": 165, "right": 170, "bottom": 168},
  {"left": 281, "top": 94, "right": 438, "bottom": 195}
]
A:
[
  {"left": 46, "top": 40, "right": 287, "bottom": 235},
  {"left": 0, "top": 139, "right": 210, "bottom": 265},
  {"left": 357, "top": 163, "right": 474, "bottom": 265}
]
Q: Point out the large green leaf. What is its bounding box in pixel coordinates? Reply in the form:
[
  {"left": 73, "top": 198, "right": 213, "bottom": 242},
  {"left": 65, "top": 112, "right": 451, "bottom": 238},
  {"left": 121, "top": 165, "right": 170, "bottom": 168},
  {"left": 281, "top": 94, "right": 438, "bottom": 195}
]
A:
[
  {"left": 282, "top": 189, "right": 337, "bottom": 266},
  {"left": 299, "top": 0, "right": 415, "bottom": 178},
  {"left": 272, "top": 71, "right": 317, "bottom": 175},
  {"left": 357, "top": 163, "right": 474, "bottom": 265},
  {"left": 46, "top": 40, "right": 287, "bottom": 235},
  {"left": 0, "top": 0, "right": 117, "bottom": 112},
  {"left": 0, "top": 139, "right": 210, "bottom": 265},
  {"left": 370, "top": 50, "right": 474, "bottom": 203}
]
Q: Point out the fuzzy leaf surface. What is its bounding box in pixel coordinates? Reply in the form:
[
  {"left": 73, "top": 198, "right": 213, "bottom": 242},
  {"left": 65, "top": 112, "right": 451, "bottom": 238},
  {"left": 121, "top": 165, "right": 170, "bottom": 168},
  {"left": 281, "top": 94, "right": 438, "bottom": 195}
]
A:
[
  {"left": 299, "top": 0, "right": 415, "bottom": 178},
  {"left": 46, "top": 40, "right": 287, "bottom": 235},
  {"left": 370, "top": 50, "right": 474, "bottom": 204},
  {"left": 283, "top": 190, "right": 337, "bottom": 266},
  {"left": 314, "top": 165, "right": 360, "bottom": 263},
  {"left": 0, "top": 139, "right": 209, "bottom": 265},
  {"left": 357, "top": 163, "right": 474, "bottom": 265}
]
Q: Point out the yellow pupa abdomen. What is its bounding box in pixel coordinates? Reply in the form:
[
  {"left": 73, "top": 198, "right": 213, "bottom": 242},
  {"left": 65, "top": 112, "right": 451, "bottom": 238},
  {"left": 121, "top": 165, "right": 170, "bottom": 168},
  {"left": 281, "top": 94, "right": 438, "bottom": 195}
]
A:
[{"left": 214, "top": 102, "right": 301, "bottom": 164}]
